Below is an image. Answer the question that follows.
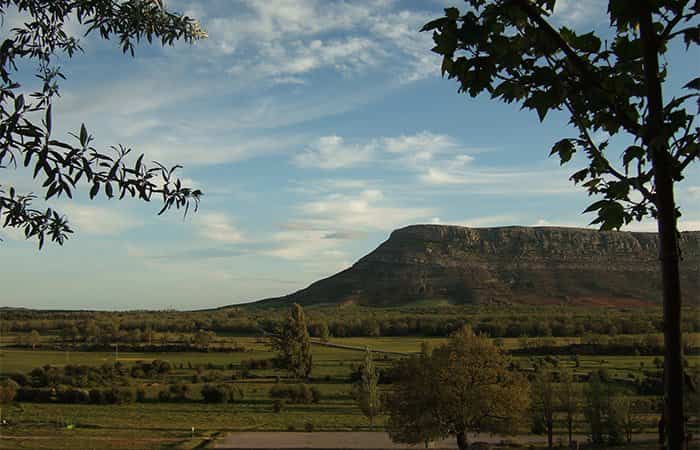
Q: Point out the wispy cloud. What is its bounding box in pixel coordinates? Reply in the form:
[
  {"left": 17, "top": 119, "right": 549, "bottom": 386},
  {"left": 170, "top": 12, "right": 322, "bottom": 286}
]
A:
[
  {"left": 60, "top": 204, "right": 141, "bottom": 235},
  {"left": 196, "top": 213, "right": 245, "bottom": 243}
]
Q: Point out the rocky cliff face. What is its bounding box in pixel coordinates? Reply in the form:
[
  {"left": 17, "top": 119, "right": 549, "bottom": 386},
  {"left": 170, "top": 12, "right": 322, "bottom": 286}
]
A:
[{"left": 263, "top": 225, "right": 700, "bottom": 307}]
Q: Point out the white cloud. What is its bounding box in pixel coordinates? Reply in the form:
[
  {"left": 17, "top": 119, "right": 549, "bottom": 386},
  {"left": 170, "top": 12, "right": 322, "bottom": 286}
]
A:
[
  {"left": 294, "top": 131, "right": 475, "bottom": 170},
  {"left": 449, "top": 215, "right": 521, "bottom": 228},
  {"left": 297, "top": 189, "right": 432, "bottom": 231},
  {"left": 550, "top": 0, "right": 607, "bottom": 26},
  {"left": 294, "top": 135, "right": 375, "bottom": 169},
  {"left": 61, "top": 204, "right": 141, "bottom": 235},
  {"left": 196, "top": 213, "right": 244, "bottom": 243}
]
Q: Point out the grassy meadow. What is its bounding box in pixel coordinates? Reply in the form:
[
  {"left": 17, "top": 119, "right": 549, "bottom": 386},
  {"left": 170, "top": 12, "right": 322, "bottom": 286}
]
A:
[{"left": 1, "top": 306, "right": 699, "bottom": 449}]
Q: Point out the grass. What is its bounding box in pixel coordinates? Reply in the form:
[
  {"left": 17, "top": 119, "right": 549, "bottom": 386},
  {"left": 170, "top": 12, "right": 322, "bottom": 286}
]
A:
[{"left": 1, "top": 334, "right": 698, "bottom": 449}]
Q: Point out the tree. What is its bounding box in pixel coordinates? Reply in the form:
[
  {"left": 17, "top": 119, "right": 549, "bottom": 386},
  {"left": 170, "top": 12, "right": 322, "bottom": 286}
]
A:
[
  {"left": 557, "top": 368, "right": 579, "bottom": 447},
  {"left": 319, "top": 321, "right": 331, "bottom": 343},
  {"left": 269, "top": 303, "right": 313, "bottom": 379},
  {"left": 28, "top": 329, "right": 40, "bottom": 350},
  {"left": 354, "top": 347, "right": 380, "bottom": 429},
  {"left": 384, "top": 342, "right": 444, "bottom": 448},
  {"left": 193, "top": 329, "right": 215, "bottom": 349},
  {"left": 531, "top": 366, "right": 556, "bottom": 448},
  {"left": 423, "top": 3, "right": 698, "bottom": 447},
  {"left": 583, "top": 372, "right": 625, "bottom": 445},
  {"left": 0, "top": 0, "right": 206, "bottom": 247},
  {"left": 611, "top": 396, "right": 641, "bottom": 444},
  {"left": 385, "top": 327, "right": 530, "bottom": 450}
]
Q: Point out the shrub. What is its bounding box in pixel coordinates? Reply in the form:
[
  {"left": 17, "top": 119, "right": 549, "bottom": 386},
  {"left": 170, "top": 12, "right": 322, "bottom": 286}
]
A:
[
  {"left": 304, "top": 421, "right": 314, "bottom": 432},
  {"left": 56, "top": 387, "right": 89, "bottom": 403},
  {"left": 268, "top": 384, "right": 320, "bottom": 404},
  {"left": 273, "top": 399, "right": 283, "bottom": 413},
  {"left": 89, "top": 388, "right": 106, "bottom": 404},
  {"left": 158, "top": 390, "right": 171, "bottom": 402},
  {"left": 201, "top": 384, "right": 242, "bottom": 403},
  {"left": 0, "top": 379, "right": 19, "bottom": 403}
]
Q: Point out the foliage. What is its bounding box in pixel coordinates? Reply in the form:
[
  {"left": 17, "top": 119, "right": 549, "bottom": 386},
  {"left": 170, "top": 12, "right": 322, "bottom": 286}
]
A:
[
  {"left": 531, "top": 365, "right": 556, "bottom": 448},
  {"left": 0, "top": 378, "right": 19, "bottom": 403},
  {"left": 268, "top": 384, "right": 320, "bottom": 404},
  {"left": 200, "top": 383, "right": 243, "bottom": 404},
  {"left": 424, "top": 3, "right": 699, "bottom": 446},
  {"left": 583, "top": 372, "right": 626, "bottom": 445},
  {"left": 423, "top": 0, "right": 698, "bottom": 230},
  {"left": 269, "top": 303, "right": 313, "bottom": 379},
  {"left": 385, "top": 328, "right": 530, "bottom": 450},
  {"left": 0, "top": 0, "right": 206, "bottom": 246},
  {"left": 353, "top": 348, "right": 380, "bottom": 428},
  {"left": 557, "top": 367, "right": 580, "bottom": 447}
]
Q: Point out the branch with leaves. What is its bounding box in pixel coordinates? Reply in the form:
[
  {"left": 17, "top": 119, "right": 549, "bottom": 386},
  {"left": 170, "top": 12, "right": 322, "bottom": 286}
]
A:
[{"left": 0, "top": 0, "right": 206, "bottom": 247}]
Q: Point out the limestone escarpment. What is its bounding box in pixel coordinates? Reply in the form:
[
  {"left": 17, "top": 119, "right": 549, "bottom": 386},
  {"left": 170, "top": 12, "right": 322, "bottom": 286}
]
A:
[{"left": 259, "top": 225, "right": 700, "bottom": 307}]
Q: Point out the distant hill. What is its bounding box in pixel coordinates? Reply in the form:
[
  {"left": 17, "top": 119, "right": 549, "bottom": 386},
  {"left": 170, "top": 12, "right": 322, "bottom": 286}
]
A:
[{"left": 251, "top": 225, "right": 700, "bottom": 308}]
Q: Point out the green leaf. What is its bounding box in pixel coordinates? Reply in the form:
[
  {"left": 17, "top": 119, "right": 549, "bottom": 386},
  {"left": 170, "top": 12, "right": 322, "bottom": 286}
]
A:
[
  {"left": 622, "top": 145, "right": 645, "bottom": 168},
  {"left": 550, "top": 139, "right": 576, "bottom": 164},
  {"left": 684, "top": 77, "right": 700, "bottom": 90}
]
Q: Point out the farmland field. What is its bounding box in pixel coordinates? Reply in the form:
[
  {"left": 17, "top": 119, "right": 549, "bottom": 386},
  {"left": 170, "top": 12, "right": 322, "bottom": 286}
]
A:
[{"left": 1, "top": 307, "right": 699, "bottom": 449}]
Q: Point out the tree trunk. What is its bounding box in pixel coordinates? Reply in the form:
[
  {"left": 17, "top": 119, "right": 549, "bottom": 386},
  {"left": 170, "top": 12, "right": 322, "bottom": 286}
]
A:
[
  {"left": 456, "top": 431, "right": 468, "bottom": 450},
  {"left": 639, "top": 8, "right": 684, "bottom": 450},
  {"left": 547, "top": 419, "right": 553, "bottom": 448},
  {"left": 568, "top": 416, "right": 573, "bottom": 448}
]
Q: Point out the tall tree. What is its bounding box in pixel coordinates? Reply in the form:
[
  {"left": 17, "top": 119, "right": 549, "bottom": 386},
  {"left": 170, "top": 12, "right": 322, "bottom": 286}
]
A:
[
  {"left": 28, "top": 329, "right": 40, "bottom": 350},
  {"left": 423, "top": 3, "right": 699, "bottom": 448},
  {"left": 0, "top": 0, "right": 206, "bottom": 247},
  {"left": 384, "top": 342, "right": 443, "bottom": 448},
  {"left": 354, "top": 347, "right": 380, "bottom": 429},
  {"left": 557, "top": 367, "right": 579, "bottom": 447},
  {"left": 532, "top": 365, "right": 556, "bottom": 448},
  {"left": 385, "top": 327, "right": 530, "bottom": 450},
  {"left": 270, "top": 303, "right": 313, "bottom": 379}
]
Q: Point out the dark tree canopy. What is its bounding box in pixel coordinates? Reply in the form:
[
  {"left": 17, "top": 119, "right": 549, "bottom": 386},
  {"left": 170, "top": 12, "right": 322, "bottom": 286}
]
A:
[
  {"left": 423, "top": 0, "right": 698, "bottom": 230},
  {"left": 0, "top": 0, "right": 207, "bottom": 247}
]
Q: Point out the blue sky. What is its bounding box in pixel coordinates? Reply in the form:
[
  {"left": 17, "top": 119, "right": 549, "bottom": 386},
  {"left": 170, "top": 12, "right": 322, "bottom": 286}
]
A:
[{"left": 2, "top": 0, "right": 698, "bottom": 310}]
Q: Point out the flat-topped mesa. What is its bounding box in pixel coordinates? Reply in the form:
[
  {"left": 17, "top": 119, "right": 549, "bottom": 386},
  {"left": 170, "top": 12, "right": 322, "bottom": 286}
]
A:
[{"left": 259, "top": 225, "right": 700, "bottom": 308}]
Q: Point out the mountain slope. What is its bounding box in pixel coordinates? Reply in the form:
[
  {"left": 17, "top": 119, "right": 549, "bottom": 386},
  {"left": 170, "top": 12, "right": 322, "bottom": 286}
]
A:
[{"left": 254, "top": 225, "right": 700, "bottom": 307}]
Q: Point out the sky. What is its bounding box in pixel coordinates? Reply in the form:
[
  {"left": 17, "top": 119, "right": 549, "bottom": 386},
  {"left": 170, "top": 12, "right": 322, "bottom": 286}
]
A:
[{"left": 1, "top": 0, "right": 698, "bottom": 310}]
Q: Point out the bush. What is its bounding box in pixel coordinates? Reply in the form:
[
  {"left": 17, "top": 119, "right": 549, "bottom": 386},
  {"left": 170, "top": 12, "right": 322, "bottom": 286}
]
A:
[
  {"left": 89, "top": 388, "right": 106, "bottom": 404},
  {"left": 268, "top": 384, "right": 320, "bottom": 404},
  {"left": 56, "top": 387, "right": 89, "bottom": 403},
  {"left": 273, "top": 399, "right": 283, "bottom": 413},
  {"left": 304, "top": 421, "right": 314, "bottom": 432},
  {"left": 0, "top": 379, "right": 19, "bottom": 403},
  {"left": 201, "top": 384, "right": 242, "bottom": 404}
]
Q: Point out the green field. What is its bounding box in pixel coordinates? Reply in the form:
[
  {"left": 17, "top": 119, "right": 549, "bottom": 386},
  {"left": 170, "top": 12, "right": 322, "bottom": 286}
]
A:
[{"left": 1, "top": 330, "right": 698, "bottom": 449}]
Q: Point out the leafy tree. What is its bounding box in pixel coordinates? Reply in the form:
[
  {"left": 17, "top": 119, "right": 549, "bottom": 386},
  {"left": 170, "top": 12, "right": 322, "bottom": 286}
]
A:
[
  {"left": 0, "top": 0, "right": 206, "bottom": 247},
  {"left": 384, "top": 342, "right": 443, "bottom": 448},
  {"left": 193, "top": 329, "right": 215, "bottom": 349},
  {"left": 319, "top": 321, "right": 331, "bottom": 343},
  {"left": 28, "top": 329, "right": 40, "bottom": 350},
  {"left": 269, "top": 303, "right": 313, "bottom": 379},
  {"left": 557, "top": 368, "right": 579, "bottom": 447},
  {"left": 423, "top": 3, "right": 698, "bottom": 447},
  {"left": 385, "top": 327, "right": 530, "bottom": 450},
  {"left": 583, "top": 372, "right": 625, "bottom": 445},
  {"left": 611, "top": 396, "right": 641, "bottom": 444},
  {"left": 531, "top": 366, "right": 556, "bottom": 448},
  {"left": 353, "top": 347, "right": 380, "bottom": 429}
]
